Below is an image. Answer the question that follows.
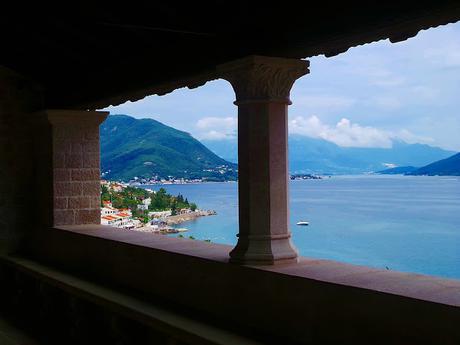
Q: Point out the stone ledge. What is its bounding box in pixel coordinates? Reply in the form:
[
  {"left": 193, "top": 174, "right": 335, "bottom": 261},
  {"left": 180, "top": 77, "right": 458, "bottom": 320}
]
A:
[
  {"left": 57, "top": 224, "right": 460, "bottom": 308},
  {"left": 26, "top": 225, "right": 460, "bottom": 344}
]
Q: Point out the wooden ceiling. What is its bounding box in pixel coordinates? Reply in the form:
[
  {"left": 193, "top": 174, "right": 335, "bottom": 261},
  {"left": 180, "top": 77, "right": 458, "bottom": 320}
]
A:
[{"left": 2, "top": 1, "right": 459, "bottom": 109}]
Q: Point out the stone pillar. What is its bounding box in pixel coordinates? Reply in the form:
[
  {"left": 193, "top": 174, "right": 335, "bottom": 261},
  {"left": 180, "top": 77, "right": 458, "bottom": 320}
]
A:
[
  {"left": 46, "top": 110, "right": 108, "bottom": 226},
  {"left": 219, "top": 56, "right": 309, "bottom": 265}
]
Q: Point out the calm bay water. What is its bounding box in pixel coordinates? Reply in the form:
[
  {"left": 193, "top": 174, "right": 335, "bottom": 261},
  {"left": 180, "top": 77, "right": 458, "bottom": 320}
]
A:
[{"left": 141, "top": 175, "right": 460, "bottom": 279}]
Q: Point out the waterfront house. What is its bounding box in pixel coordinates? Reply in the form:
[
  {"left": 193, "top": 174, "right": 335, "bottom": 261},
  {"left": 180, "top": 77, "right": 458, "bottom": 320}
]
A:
[
  {"left": 148, "top": 210, "right": 172, "bottom": 219},
  {"left": 137, "top": 197, "right": 152, "bottom": 211},
  {"left": 178, "top": 208, "right": 192, "bottom": 215},
  {"left": 101, "top": 211, "right": 139, "bottom": 229}
]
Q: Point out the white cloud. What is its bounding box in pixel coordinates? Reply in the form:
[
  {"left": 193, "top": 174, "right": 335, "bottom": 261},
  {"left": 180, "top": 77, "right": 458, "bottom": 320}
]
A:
[
  {"left": 422, "top": 32, "right": 460, "bottom": 69},
  {"left": 349, "top": 64, "right": 406, "bottom": 87},
  {"left": 198, "top": 130, "right": 231, "bottom": 140},
  {"left": 395, "top": 129, "right": 434, "bottom": 145},
  {"left": 196, "top": 114, "right": 435, "bottom": 148},
  {"left": 289, "top": 115, "right": 329, "bottom": 138},
  {"left": 289, "top": 116, "right": 433, "bottom": 148},
  {"left": 195, "top": 117, "right": 237, "bottom": 140},
  {"left": 290, "top": 116, "right": 393, "bottom": 148},
  {"left": 293, "top": 95, "right": 356, "bottom": 112}
]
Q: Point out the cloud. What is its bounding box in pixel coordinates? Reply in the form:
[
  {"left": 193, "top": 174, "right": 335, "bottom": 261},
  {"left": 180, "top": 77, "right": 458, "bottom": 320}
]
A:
[
  {"left": 289, "top": 116, "right": 433, "bottom": 148},
  {"left": 290, "top": 116, "right": 392, "bottom": 148},
  {"left": 196, "top": 114, "right": 435, "bottom": 148},
  {"left": 197, "top": 130, "right": 232, "bottom": 140},
  {"left": 293, "top": 95, "right": 356, "bottom": 112},
  {"left": 395, "top": 129, "right": 434, "bottom": 145},
  {"left": 347, "top": 63, "right": 406, "bottom": 87},
  {"left": 195, "top": 117, "right": 237, "bottom": 140},
  {"left": 421, "top": 28, "right": 460, "bottom": 69}
]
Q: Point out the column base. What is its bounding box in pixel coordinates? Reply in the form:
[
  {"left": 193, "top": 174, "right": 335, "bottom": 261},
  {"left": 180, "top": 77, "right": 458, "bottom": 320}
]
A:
[{"left": 229, "top": 234, "right": 298, "bottom": 265}]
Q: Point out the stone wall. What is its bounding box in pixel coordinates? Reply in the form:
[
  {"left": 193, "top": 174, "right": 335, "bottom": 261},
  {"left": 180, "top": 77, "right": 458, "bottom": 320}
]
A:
[
  {"left": 0, "top": 67, "right": 108, "bottom": 250},
  {"left": 48, "top": 110, "right": 108, "bottom": 226},
  {"left": 0, "top": 67, "right": 43, "bottom": 254}
]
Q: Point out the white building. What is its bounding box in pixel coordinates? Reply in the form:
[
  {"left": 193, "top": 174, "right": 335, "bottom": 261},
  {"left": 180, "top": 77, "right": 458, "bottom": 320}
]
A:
[
  {"left": 148, "top": 210, "right": 171, "bottom": 218},
  {"left": 102, "top": 201, "right": 118, "bottom": 216},
  {"left": 101, "top": 211, "right": 138, "bottom": 229},
  {"left": 137, "top": 197, "right": 152, "bottom": 211},
  {"left": 101, "top": 201, "right": 138, "bottom": 229}
]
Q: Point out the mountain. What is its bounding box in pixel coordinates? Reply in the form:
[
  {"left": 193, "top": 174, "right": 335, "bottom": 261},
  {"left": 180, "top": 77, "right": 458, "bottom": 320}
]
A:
[
  {"left": 202, "top": 135, "right": 455, "bottom": 174},
  {"left": 100, "top": 115, "right": 237, "bottom": 181},
  {"left": 200, "top": 139, "right": 238, "bottom": 163},
  {"left": 407, "top": 153, "right": 460, "bottom": 176},
  {"left": 377, "top": 166, "right": 418, "bottom": 175}
]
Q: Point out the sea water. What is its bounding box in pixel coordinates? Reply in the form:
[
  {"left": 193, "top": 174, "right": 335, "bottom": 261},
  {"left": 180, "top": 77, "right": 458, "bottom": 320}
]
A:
[{"left": 141, "top": 175, "right": 460, "bottom": 279}]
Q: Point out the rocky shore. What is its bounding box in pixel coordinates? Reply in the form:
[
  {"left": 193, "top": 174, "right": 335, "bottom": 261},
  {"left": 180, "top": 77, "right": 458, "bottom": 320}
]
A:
[{"left": 164, "top": 210, "right": 217, "bottom": 225}]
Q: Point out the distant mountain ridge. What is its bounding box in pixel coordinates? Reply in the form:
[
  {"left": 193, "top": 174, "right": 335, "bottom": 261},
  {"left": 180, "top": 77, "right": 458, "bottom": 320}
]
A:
[
  {"left": 101, "top": 114, "right": 456, "bottom": 179},
  {"left": 407, "top": 153, "right": 460, "bottom": 176},
  {"left": 377, "top": 166, "right": 419, "bottom": 175},
  {"left": 202, "top": 135, "right": 455, "bottom": 174},
  {"left": 100, "top": 115, "right": 237, "bottom": 181}
]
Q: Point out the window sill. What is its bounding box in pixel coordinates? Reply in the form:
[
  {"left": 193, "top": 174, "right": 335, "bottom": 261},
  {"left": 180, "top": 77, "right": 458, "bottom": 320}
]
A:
[
  {"left": 26, "top": 224, "right": 460, "bottom": 343},
  {"left": 50, "top": 224, "right": 460, "bottom": 307}
]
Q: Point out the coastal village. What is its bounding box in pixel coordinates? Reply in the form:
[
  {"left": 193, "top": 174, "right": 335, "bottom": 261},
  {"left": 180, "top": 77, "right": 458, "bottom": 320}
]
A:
[
  {"left": 100, "top": 180, "right": 216, "bottom": 234},
  {"left": 99, "top": 175, "right": 322, "bottom": 234}
]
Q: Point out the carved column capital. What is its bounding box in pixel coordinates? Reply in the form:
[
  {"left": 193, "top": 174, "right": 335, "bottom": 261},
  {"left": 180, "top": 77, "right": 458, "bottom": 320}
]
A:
[{"left": 218, "top": 55, "right": 309, "bottom": 104}]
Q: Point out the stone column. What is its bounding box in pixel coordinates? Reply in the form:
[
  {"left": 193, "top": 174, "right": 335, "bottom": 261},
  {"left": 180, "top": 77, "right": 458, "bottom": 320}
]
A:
[
  {"left": 219, "top": 56, "right": 309, "bottom": 265},
  {"left": 46, "top": 110, "right": 108, "bottom": 226}
]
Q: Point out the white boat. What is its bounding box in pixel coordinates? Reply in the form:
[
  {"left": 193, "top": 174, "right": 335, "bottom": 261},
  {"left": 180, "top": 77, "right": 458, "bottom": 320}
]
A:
[{"left": 296, "top": 221, "right": 309, "bottom": 226}]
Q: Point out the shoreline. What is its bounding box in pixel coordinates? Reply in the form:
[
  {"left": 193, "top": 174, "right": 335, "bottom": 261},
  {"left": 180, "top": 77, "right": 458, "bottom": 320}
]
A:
[
  {"left": 118, "top": 210, "right": 217, "bottom": 236},
  {"left": 163, "top": 210, "right": 217, "bottom": 226},
  {"left": 131, "top": 181, "right": 237, "bottom": 187}
]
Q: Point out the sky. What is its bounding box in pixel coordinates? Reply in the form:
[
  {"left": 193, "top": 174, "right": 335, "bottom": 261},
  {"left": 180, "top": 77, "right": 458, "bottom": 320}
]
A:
[{"left": 104, "top": 22, "right": 460, "bottom": 151}]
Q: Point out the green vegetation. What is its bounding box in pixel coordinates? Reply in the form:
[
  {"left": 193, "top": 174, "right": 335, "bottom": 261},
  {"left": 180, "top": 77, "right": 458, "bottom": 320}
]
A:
[
  {"left": 101, "top": 185, "right": 197, "bottom": 222},
  {"left": 100, "top": 115, "right": 237, "bottom": 181},
  {"left": 377, "top": 152, "right": 460, "bottom": 176},
  {"left": 406, "top": 152, "right": 460, "bottom": 176}
]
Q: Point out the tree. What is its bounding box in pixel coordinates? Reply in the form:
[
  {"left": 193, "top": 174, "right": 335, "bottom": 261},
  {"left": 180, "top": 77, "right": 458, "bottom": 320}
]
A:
[
  {"left": 171, "top": 201, "right": 178, "bottom": 216},
  {"left": 190, "top": 203, "right": 197, "bottom": 212}
]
